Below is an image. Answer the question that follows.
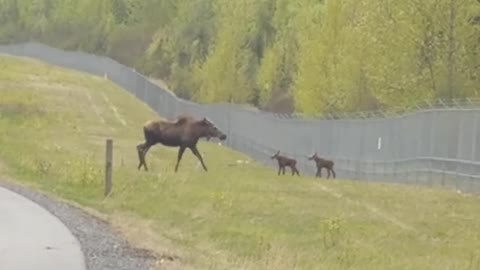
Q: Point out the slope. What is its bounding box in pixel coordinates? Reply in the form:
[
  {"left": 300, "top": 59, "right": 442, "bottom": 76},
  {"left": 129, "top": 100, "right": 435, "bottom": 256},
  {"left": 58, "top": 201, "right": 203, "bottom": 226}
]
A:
[{"left": 0, "top": 54, "right": 480, "bottom": 270}]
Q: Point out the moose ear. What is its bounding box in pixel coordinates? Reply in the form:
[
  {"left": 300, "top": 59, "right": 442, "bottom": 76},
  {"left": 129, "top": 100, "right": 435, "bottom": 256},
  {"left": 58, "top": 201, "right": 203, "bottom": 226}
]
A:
[{"left": 202, "top": 117, "right": 214, "bottom": 126}]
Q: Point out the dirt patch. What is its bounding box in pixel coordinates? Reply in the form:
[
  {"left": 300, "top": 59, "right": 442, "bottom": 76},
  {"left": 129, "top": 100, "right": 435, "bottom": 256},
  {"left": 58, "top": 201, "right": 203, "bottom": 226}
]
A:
[{"left": 86, "top": 211, "right": 190, "bottom": 270}]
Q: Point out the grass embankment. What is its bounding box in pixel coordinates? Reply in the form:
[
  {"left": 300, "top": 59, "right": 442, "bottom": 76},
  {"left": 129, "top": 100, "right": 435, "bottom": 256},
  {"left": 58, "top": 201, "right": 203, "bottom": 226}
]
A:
[{"left": 1, "top": 55, "right": 480, "bottom": 270}]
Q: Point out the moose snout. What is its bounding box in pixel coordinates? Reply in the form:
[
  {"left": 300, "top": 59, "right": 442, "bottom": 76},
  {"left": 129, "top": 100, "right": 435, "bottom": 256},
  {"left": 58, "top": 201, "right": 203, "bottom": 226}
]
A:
[{"left": 219, "top": 134, "right": 227, "bottom": 140}]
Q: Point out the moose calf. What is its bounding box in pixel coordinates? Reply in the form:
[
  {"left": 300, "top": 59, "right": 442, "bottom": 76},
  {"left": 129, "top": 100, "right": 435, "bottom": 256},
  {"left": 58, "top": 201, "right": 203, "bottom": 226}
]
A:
[
  {"left": 308, "top": 152, "right": 335, "bottom": 179},
  {"left": 271, "top": 150, "right": 300, "bottom": 176}
]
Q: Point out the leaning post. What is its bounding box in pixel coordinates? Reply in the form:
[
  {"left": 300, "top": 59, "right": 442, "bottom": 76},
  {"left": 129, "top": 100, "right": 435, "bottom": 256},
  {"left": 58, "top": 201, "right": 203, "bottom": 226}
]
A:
[{"left": 104, "top": 139, "right": 113, "bottom": 197}]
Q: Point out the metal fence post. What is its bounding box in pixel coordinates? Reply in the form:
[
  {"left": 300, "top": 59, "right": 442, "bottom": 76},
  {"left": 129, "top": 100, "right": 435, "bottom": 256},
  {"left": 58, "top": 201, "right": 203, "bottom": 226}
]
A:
[
  {"left": 429, "top": 111, "right": 437, "bottom": 186},
  {"left": 471, "top": 112, "right": 478, "bottom": 162},
  {"left": 441, "top": 160, "right": 446, "bottom": 188},
  {"left": 470, "top": 112, "right": 479, "bottom": 193}
]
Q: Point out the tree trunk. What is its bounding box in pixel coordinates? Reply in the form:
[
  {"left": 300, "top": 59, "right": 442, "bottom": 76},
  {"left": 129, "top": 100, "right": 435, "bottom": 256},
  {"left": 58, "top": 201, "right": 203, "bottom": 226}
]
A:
[{"left": 446, "top": 0, "right": 457, "bottom": 99}]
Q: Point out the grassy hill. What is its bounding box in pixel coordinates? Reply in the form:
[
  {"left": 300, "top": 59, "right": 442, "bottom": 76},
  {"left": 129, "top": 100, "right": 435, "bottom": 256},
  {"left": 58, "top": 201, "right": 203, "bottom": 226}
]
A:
[{"left": 1, "top": 54, "right": 480, "bottom": 270}]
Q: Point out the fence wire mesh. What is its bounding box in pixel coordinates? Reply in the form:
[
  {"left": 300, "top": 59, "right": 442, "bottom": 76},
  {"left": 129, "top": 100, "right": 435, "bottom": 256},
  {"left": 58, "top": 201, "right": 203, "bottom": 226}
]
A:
[{"left": 1, "top": 42, "right": 479, "bottom": 193}]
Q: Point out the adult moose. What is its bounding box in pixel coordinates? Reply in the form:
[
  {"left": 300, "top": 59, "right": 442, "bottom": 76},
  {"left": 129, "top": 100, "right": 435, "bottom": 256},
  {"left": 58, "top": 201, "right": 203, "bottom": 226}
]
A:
[
  {"left": 308, "top": 152, "right": 336, "bottom": 179},
  {"left": 136, "top": 116, "right": 227, "bottom": 172},
  {"left": 271, "top": 150, "right": 300, "bottom": 176}
]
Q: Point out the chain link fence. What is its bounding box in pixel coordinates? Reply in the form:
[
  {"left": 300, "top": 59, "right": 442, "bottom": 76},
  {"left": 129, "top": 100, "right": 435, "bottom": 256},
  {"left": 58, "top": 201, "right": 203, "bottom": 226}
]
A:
[{"left": 1, "top": 42, "right": 479, "bottom": 193}]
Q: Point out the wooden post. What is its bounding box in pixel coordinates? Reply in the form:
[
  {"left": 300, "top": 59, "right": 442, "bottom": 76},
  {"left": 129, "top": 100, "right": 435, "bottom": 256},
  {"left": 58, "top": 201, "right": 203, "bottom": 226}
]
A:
[{"left": 104, "top": 139, "right": 113, "bottom": 197}]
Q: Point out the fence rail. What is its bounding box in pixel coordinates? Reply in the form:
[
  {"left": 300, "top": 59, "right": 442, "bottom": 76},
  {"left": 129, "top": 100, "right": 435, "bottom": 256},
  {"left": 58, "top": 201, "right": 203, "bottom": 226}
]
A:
[{"left": 1, "top": 42, "right": 479, "bottom": 193}]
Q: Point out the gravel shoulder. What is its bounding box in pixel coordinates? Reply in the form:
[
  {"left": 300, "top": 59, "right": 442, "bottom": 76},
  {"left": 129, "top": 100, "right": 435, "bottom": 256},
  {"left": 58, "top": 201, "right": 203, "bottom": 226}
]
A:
[{"left": 0, "top": 180, "right": 158, "bottom": 270}]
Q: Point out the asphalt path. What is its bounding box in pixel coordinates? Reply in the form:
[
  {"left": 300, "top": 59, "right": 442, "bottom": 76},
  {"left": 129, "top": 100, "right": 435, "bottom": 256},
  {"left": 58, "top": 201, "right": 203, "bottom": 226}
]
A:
[{"left": 0, "top": 186, "right": 86, "bottom": 270}]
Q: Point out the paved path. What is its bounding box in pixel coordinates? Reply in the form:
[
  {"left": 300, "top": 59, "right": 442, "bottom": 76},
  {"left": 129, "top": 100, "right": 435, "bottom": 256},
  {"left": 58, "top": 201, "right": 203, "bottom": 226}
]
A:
[{"left": 0, "top": 186, "right": 86, "bottom": 270}]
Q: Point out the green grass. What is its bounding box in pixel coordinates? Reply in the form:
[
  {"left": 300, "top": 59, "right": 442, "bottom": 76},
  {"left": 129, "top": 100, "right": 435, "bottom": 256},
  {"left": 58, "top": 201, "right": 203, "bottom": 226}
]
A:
[{"left": 1, "top": 54, "right": 480, "bottom": 270}]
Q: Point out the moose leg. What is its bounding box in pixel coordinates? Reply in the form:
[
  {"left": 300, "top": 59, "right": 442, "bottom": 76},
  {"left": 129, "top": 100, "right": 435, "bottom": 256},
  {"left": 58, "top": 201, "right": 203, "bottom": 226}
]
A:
[
  {"left": 277, "top": 166, "right": 281, "bottom": 175},
  {"left": 174, "top": 146, "right": 186, "bottom": 172},
  {"left": 190, "top": 146, "right": 208, "bottom": 171},
  {"left": 290, "top": 166, "right": 296, "bottom": 176},
  {"left": 137, "top": 143, "right": 151, "bottom": 171},
  {"left": 136, "top": 143, "right": 145, "bottom": 170},
  {"left": 141, "top": 144, "right": 153, "bottom": 171},
  {"left": 331, "top": 168, "right": 336, "bottom": 179},
  {"left": 291, "top": 165, "right": 299, "bottom": 176},
  {"left": 326, "top": 167, "right": 331, "bottom": 179}
]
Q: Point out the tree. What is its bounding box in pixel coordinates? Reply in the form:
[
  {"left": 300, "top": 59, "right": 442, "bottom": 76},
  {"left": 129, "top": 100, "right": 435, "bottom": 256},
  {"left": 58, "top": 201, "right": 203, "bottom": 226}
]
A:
[{"left": 1, "top": 0, "right": 478, "bottom": 114}]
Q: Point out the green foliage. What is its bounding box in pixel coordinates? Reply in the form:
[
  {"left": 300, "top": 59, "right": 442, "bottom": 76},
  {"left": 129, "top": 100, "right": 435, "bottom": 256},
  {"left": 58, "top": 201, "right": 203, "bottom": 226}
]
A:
[
  {"left": 1, "top": 0, "right": 479, "bottom": 115},
  {"left": 257, "top": 44, "right": 281, "bottom": 106}
]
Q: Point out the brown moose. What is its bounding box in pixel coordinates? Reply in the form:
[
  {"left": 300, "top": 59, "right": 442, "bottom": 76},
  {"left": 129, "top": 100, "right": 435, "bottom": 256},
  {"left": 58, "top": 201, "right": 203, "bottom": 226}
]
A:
[
  {"left": 308, "top": 152, "right": 336, "bottom": 179},
  {"left": 271, "top": 150, "right": 300, "bottom": 176},
  {"left": 136, "top": 116, "right": 227, "bottom": 172}
]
